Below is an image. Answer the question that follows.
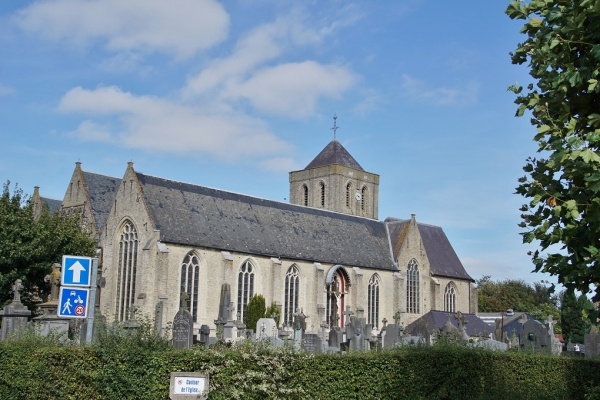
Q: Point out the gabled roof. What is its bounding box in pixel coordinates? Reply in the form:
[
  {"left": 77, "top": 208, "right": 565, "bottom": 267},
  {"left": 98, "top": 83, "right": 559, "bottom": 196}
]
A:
[
  {"left": 82, "top": 171, "right": 121, "bottom": 233},
  {"left": 386, "top": 218, "right": 473, "bottom": 282},
  {"left": 136, "top": 172, "right": 396, "bottom": 270},
  {"left": 40, "top": 197, "right": 62, "bottom": 214},
  {"left": 305, "top": 140, "right": 364, "bottom": 170},
  {"left": 405, "top": 310, "right": 492, "bottom": 337}
]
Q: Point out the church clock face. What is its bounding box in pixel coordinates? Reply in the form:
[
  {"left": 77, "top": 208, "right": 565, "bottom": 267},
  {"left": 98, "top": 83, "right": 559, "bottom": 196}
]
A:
[{"left": 355, "top": 192, "right": 362, "bottom": 201}]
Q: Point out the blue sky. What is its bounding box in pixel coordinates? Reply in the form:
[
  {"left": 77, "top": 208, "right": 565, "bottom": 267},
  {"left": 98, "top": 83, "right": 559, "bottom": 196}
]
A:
[{"left": 0, "top": 1, "right": 549, "bottom": 287}]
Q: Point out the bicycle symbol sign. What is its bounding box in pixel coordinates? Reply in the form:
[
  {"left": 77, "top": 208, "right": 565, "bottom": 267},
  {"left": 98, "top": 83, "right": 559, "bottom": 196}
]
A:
[{"left": 57, "top": 287, "right": 90, "bottom": 319}]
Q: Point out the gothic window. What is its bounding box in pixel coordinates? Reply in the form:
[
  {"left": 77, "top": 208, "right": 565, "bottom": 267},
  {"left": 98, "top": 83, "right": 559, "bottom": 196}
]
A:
[
  {"left": 326, "top": 268, "right": 349, "bottom": 329},
  {"left": 284, "top": 265, "right": 300, "bottom": 327},
  {"left": 406, "top": 259, "right": 420, "bottom": 314},
  {"left": 237, "top": 260, "right": 255, "bottom": 323},
  {"left": 345, "top": 182, "right": 353, "bottom": 207},
  {"left": 180, "top": 252, "right": 200, "bottom": 322},
  {"left": 368, "top": 274, "right": 380, "bottom": 329},
  {"left": 361, "top": 186, "right": 367, "bottom": 211},
  {"left": 115, "top": 221, "right": 138, "bottom": 321},
  {"left": 319, "top": 181, "right": 325, "bottom": 207},
  {"left": 302, "top": 184, "right": 308, "bottom": 206},
  {"left": 444, "top": 282, "right": 457, "bottom": 313}
]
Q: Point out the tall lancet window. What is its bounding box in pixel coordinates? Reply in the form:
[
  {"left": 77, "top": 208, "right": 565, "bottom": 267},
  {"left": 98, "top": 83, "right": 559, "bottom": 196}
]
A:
[
  {"left": 444, "top": 282, "right": 457, "bottom": 313},
  {"left": 319, "top": 181, "right": 326, "bottom": 207},
  {"left": 284, "top": 265, "right": 300, "bottom": 327},
  {"left": 326, "top": 268, "right": 349, "bottom": 329},
  {"left": 116, "top": 221, "right": 138, "bottom": 321},
  {"left": 406, "top": 259, "right": 420, "bottom": 314},
  {"left": 237, "top": 260, "right": 255, "bottom": 323},
  {"left": 302, "top": 184, "right": 309, "bottom": 206},
  {"left": 368, "top": 274, "right": 380, "bottom": 328},
  {"left": 181, "top": 252, "right": 200, "bottom": 322},
  {"left": 345, "top": 182, "right": 353, "bottom": 207}
]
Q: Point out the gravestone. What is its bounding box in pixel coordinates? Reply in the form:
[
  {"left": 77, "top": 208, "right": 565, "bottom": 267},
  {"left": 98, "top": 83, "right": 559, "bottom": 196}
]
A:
[
  {"left": 33, "top": 264, "right": 69, "bottom": 341},
  {"left": 256, "top": 318, "right": 278, "bottom": 340},
  {"left": 199, "top": 324, "right": 211, "bottom": 346},
  {"left": 347, "top": 315, "right": 371, "bottom": 351},
  {"left": 0, "top": 279, "right": 32, "bottom": 340},
  {"left": 328, "top": 327, "right": 343, "bottom": 352},
  {"left": 302, "top": 333, "right": 323, "bottom": 354},
  {"left": 173, "top": 292, "right": 194, "bottom": 349},
  {"left": 214, "top": 284, "right": 231, "bottom": 340},
  {"left": 383, "top": 324, "right": 400, "bottom": 349},
  {"left": 293, "top": 309, "right": 307, "bottom": 349},
  {"left": 472, "top": 338, "right": 508, "bottom": 351},
  {"left": 222, "top": 303, "right": 237, "bottom": 342}
]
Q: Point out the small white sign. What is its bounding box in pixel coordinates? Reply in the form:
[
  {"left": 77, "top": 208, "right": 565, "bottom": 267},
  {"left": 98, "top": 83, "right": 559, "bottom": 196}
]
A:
[{"left": 170, "top": 373, "right": 208, "bottom": 399}]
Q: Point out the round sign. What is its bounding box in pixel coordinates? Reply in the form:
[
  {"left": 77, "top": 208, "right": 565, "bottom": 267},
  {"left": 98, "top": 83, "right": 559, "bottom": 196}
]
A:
[{"left": 75, "top": 305, "right": 85, "bottom": 316}]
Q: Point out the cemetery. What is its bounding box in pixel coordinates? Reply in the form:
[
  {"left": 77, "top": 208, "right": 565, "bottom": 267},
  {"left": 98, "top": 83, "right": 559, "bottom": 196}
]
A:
[{"left": 1, "top": 277, "right": 600, "bottom": 399}]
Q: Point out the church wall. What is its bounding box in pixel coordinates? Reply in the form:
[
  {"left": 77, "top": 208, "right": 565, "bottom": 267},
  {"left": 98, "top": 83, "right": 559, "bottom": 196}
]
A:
[
  {"left": 394, "top": 219, "right": 433, "bottom": 326},
  {"left": 99, "top": 164, "right": 162, "bottom": 323},
  {"left": 61, "top": 162, "right": 97, "bottom": 237},
  {"left": 429, "top": 276, "right": 473, "bottom": 314}
]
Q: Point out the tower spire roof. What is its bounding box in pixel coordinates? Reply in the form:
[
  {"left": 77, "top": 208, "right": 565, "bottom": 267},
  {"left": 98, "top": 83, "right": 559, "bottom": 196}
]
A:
[{"left": 305, "top": 139, "right": 364, "bottom": 170}]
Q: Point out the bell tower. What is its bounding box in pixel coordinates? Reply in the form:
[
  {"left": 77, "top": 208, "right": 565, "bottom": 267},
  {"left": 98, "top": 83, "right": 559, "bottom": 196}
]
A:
[{"left": 289, "top": 117, "right": 379, "bottom": 219}]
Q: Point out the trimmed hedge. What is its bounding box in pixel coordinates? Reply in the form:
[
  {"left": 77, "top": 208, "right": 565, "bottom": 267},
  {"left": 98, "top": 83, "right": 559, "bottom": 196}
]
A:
[{"left": 1, "top": 340, "right": 599, "bottom": 400}]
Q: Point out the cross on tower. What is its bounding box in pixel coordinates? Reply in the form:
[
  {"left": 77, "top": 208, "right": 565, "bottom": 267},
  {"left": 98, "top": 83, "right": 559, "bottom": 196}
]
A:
[{"left": 331, "top": 114, "right": 339, "bottom": 140}]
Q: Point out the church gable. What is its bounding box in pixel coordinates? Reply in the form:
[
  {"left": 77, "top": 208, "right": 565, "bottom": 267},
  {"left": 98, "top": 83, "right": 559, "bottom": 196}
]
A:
[
  {"left": 81, "top": 171, "right": 121, "bottom": 234},
  {"left": 417, "top": 223, "right": 473, "bottom": 282},
  {"left": 135, "top": 172, "right": 396, "bottom": 270}
]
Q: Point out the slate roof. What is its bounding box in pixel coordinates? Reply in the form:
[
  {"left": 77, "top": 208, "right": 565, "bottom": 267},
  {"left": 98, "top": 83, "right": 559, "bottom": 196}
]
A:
[
  {"left": 136, "top": 173, "right": 396, "bottom": 270},
  {"left": 405, "top": 310, "right": 493, "bottom": 337},
  {"left": 40, "top": 197, "right": 62, "bottom": 214},
  {"left": 82, "top": 171, "right": 121, "bottom": 233},
  {"left": 305, "top": 140, "right": 364, "bottom": 170},
  {"left": 386, "top": 218, "right": 473, "bottom": 282}
]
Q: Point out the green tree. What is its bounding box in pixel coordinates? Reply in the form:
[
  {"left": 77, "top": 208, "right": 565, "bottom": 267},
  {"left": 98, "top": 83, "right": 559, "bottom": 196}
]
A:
[
  {"left": 265, "top": 301, "right": 281, "bottom": 327},
  {"left": 561, "top": 290, "right": 594, "bottom": 344},
  {"left": 506, "top": 1, "right": 600, "bottom": 315},
  {"left": 245, "top": 294, "right": 266, "bottom": 333},
  {"left": 477, "top": 276, "right": 560, "bottom": 331},
  {"left": 0, "top": 182, "right": 97, "bottom": 312}
]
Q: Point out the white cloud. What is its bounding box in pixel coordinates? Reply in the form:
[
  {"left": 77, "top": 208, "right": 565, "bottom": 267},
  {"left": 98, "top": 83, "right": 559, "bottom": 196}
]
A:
[
  {"left": 58, "top": 86, "right": 291, "bottom": 163},
  {"left": 183, "top": 12, "right": 358, "bottom": 118},
  {"left": 401, "top": 74, "right": 479, "bottom": 106},
  {"left": 13, "top": 0, "right": 229, "bottom": 59},
  {"left": 227, "top": 61, "right": 356, "bottom": 118}
]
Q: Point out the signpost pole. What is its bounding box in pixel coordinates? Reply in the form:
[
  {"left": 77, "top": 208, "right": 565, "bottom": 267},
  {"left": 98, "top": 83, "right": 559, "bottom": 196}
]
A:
[{"left": 85, "top": 258, "right": 98, "bottom": 345}]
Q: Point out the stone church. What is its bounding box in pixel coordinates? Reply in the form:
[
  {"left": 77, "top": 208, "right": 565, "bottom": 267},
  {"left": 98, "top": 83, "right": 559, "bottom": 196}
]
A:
[{"left": 43, "top": 136, "right": 477, "bottom": 338}]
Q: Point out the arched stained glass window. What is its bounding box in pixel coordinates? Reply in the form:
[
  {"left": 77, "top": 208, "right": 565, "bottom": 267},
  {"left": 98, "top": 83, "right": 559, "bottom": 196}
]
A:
[
  {"left": 368, "top": 274, "right": 380, "bottom": 328},
  {"left": 181, "top": 252, "right": 200, "bottom": 322},
  {"left": 237, "top": 260, "right": 255, "bottom": 323},
  {"left": 284, "top": 265, "right": 300, "bottom": 327},
  {"left": 407, "top": 259, "right": 420, "bottom": 314},
  {"left": 116, "top": 221, "right": 138, "bottom": 321},
  {"left": 444, "top": 282, "right": 457, "bottom": 313}
]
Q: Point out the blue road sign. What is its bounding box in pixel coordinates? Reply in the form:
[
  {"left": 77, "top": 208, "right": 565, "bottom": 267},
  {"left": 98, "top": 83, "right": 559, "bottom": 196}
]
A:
[
  {"left": 61, "top": 255, "right": 92, "bottom": 287},
  {"left": 57, "top": 287, "right": 90, "bottom": 319}
]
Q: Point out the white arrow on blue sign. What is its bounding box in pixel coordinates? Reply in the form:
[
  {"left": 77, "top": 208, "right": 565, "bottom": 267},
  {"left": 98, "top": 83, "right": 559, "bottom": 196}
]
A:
[
  {"left": 61, "top": 255, "right": 92, "bottom": 287},
  {"left": 57, "top": 287, "right": 90, "bottom": 319}
]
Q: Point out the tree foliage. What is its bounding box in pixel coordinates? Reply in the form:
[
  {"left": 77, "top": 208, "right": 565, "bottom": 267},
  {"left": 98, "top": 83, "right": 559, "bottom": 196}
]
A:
[
  {"left": 245, "top": 294, "right": 266, "bottom": 332},
  {"left": 0, "top": 182, "right": 97, "bottom": 311},
  {"left": 561, "top": 289, "right": 594, "bottom": 344},
  {"left": 477, "top": 276, "right": 560, "bottom": 330},
  {"left": 506, "top": 1, "right": 600, "bottom": 311}
]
